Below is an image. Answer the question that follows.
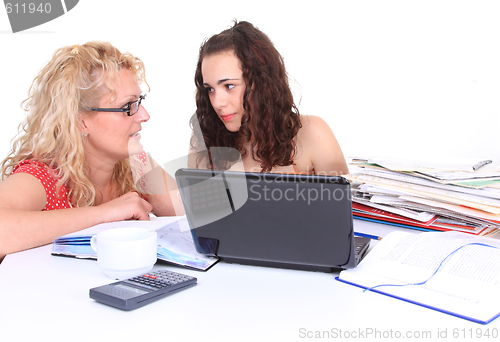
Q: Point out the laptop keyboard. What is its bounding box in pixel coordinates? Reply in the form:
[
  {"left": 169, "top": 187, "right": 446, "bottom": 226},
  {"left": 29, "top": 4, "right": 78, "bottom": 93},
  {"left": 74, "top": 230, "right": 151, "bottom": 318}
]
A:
[{"left": 354, "top": 237, "right": 371, "bottom": 263}]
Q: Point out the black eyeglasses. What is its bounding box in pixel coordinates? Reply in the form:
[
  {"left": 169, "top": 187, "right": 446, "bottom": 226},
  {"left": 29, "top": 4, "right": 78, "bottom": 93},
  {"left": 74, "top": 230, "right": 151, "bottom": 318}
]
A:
[{"left": 89, "top": 94, "right": 147, "bottom": 116}]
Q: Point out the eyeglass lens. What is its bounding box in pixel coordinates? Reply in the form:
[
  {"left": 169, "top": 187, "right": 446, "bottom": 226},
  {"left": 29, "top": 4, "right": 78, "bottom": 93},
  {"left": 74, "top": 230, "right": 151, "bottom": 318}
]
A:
[{"left": 129, "top": 95, "right": 145, "bottom": 115}]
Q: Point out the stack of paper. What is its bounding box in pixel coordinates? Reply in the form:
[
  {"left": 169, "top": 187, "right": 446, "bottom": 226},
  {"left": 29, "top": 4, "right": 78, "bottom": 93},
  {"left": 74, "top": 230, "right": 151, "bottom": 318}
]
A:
[{"left": 346, "top": 157, "right": 500, "bottom": 236}]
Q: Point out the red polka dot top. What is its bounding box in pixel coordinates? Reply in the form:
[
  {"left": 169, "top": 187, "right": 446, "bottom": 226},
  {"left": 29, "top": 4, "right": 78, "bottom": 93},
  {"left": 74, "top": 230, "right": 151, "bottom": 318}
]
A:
[{"left": 11, "top": 151, "right": 147, "bottom": 211}]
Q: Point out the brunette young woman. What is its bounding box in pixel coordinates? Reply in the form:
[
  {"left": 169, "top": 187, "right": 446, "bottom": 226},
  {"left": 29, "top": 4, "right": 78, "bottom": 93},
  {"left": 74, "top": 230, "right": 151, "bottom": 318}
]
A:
[{"left": 189, "top": 21, "right": 348, "bottom": 176}]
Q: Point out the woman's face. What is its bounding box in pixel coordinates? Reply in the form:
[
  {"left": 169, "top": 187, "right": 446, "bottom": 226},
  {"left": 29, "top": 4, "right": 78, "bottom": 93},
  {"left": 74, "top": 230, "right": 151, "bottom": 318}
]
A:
[
  {"left": 201, "top": 50, "right": 246, "bottom": 132},
  {"left": 81, "top": 68, "right": 150, "bottom": 163}
]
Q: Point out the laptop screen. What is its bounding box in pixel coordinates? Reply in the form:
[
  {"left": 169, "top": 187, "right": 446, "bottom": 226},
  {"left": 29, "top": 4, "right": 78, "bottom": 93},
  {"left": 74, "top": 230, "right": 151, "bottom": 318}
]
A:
[{"left": 176, "top": 169, "right": 357, "bottom": 272}]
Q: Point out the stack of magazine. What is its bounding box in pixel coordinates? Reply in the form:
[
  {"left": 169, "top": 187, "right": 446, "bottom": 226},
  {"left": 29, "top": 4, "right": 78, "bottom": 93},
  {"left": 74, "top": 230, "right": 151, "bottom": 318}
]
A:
[{"left": 345, "top": 157, "right": 500, "bottom": 236}]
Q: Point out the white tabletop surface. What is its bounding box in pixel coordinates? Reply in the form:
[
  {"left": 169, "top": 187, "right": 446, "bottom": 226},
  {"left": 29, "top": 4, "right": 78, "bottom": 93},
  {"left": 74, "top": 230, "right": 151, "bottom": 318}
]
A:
[{"left": 0, "top": 219, "right": 498, "bottom": 342}]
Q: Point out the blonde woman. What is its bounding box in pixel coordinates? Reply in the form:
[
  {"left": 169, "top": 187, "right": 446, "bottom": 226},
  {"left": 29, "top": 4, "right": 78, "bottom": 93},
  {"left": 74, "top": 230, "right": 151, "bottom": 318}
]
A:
[{"left": 0, "top": 41, "right": 179, "bottom": 259}]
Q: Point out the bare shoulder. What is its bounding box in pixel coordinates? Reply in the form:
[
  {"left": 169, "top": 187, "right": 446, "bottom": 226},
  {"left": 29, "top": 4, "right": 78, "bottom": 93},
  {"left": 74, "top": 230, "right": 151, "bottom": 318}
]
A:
[
  {"left": 300, "top": 114, "right": 328, "bottom": 127},
  {"left": 296, "top": 115, "right": 349, "bottom": 176},
  {"left": 0, "top": 172, "right": 47, "bottom": 210},
  {"left": 297, "top": 115, "right": 336, "bottom": 144}
]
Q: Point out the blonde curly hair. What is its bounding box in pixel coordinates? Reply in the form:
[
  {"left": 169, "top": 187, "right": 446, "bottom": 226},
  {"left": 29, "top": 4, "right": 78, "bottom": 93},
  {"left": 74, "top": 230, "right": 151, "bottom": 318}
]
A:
[{"left": 0, "top": 41, "right": 148, "bottom": 207}]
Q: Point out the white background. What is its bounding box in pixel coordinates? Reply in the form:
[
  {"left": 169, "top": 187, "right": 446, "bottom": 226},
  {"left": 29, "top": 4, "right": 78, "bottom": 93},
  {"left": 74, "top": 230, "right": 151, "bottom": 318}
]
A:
[
  {"left": 1, "top": 0, "right": 500, "bottom": 170},
  {"left": 2, "top": 3, "right": 500, "bottom": 340}
]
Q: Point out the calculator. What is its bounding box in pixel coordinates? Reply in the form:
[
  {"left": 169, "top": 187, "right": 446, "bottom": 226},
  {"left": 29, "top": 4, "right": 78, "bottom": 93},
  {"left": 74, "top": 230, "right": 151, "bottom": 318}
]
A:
[{"left": 89, "top": 269, "right": 197, "bottom": 311}]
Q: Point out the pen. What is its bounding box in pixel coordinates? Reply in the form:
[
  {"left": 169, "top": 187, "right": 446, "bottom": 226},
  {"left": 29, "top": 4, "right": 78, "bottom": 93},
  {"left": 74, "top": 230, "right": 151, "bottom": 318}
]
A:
[
  {"left": 354, "top": 232, "right": 382, "bottom": 240},
  {"left": 472, "top": 160, "right": 492, "bottom": 171}
]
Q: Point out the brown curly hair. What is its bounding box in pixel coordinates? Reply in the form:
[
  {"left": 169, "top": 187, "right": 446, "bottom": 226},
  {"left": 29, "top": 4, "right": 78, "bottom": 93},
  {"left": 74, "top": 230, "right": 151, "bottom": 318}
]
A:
[{"left": 190, "top": 21, "right": 301, "bottom": 172}]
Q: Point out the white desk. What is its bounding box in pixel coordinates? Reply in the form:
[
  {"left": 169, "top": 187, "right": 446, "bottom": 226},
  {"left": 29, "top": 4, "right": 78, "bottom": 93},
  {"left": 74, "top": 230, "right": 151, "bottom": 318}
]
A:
[{"left": 0, "top": 219, "right": 497, "bottom": 342}]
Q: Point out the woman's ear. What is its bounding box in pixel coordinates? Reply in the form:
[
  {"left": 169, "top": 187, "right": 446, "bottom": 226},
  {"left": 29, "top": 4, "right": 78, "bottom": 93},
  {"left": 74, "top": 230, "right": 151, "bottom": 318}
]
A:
[{"left": 78, "top": 112, "right": 90, "bottom": 136}]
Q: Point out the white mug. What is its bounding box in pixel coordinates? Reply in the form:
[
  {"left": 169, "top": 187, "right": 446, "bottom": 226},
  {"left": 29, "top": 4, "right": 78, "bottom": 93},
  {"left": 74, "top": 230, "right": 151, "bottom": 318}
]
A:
[{"left": 90, "top": 227, "right": 157, "bottom": 280}]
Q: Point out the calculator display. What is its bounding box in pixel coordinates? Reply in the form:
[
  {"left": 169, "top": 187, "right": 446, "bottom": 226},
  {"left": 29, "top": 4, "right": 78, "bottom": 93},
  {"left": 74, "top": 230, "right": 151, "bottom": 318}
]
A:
[{"left": 113, "top": 283, "right": 149, "bottom": 295}]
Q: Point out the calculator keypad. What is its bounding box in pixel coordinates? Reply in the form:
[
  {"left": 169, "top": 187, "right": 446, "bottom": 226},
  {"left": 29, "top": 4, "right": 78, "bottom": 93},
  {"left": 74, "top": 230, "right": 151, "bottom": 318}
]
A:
[{"left": 126, "top": 270, "right": 196, "bottom": 290}]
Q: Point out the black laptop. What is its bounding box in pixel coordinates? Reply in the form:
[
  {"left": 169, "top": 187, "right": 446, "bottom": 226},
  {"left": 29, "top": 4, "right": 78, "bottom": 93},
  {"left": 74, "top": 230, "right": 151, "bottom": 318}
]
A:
[{"left": 175, "top": 169, "right": 369, "bottom": 272}]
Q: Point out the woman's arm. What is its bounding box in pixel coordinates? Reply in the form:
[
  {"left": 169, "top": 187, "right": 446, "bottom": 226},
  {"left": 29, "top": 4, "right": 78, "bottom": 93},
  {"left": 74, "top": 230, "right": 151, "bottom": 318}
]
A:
[
  {"left": 0, "top": 173, "right": 152, "bottom": 259},
  {"left": 140, "top": 154, "right": 185, "bottom": 216},
  {"left": 296, "top": 115, "right": 349, "bottom": 176}
]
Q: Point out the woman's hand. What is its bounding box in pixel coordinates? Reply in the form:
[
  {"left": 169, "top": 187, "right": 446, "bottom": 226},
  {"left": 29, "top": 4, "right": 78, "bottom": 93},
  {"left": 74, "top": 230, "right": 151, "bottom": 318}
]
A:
[{"left": 98, "top": 192, "right": 153, "bottom": 222}]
